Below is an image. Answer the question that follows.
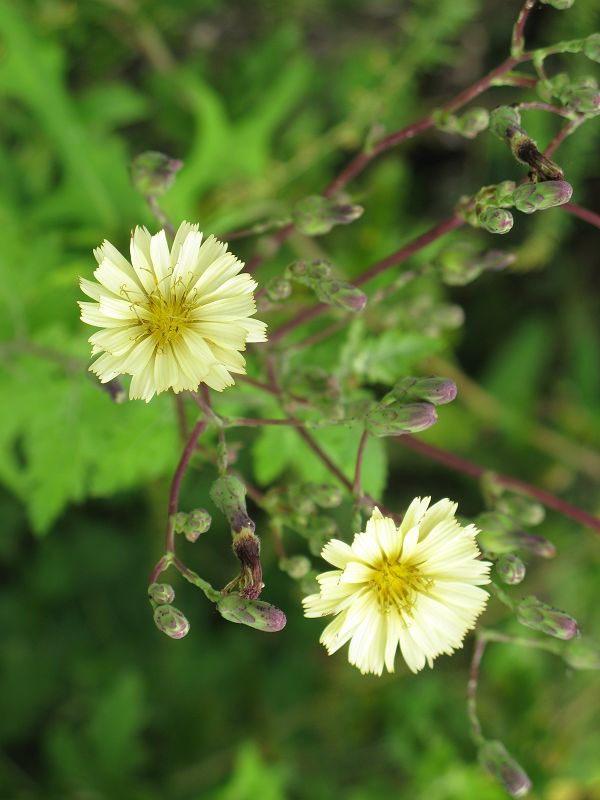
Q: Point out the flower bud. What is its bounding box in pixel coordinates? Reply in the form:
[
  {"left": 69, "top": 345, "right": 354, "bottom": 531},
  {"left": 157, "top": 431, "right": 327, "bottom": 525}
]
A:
[
  {"left": 365, "top": 401, "right": 438, "bottom": 437},
  {"left": 541, "top": 0, "right": 574, "bottom": 8},
  {"left": 217, "top": 595, "right": 286, "bottom": 632},
  {"left": 495, "top": 554, "right": 526, "bottom": 585},
  {"left": 496, "top": 495, "right": 545, "bottom": 527},
  {"left": 564, "top": 85, "right": 600, "bottom": 114},
  {"left": 478, "top": 740, "right": 532, "bottom": 798},
  {"left": 185, "top": 508, "right": 211, "bottom": 542},
  {"left": 292, "top": 195, "right": 363, "bottom": 236},
  {"left": 459, "top": 107, "right": 490, "bottom": 138},
  {"left": 300, "top": 483, "right": 343, "bottom": 509},
  {"left": 280, "top": 555, "right": 312, "bottom": 580},
  {"left": 153, "top": 605, "right": 190, "bottom": 639},
  {"left": 210, "top": 475, "right": 254, "bottom": 534},
  {"left": 517, "top": 596, "right": 579, "bottom": 640},
  {"left": 477, "top": 514, "right": 555, "bottom": 557},
  {"left": 265, "top": 276, "right": 292, "bottom": 302},
  {"left": 478, "top": 207, "right": 514, "bottom": 234},
  {"left": 287, "top": 259, "right": 332, "bottom": 281},
  {"left": 385, "top": 376, "right": 457, "bottom": 406},
  {"left": 561, "top": 637, "right": 600, "bottom": 670},
  {"left": 513, "top": 180, "right": 573, "bottom": 214},
  {"left": 148, "top": 583, "right": 175, "bottom": 604},
  {"left": 315, "top": 279, "right": 368, "bottom": 312},
  {"left": 489, "top": 106, "right": 523, "bottom": 140},
  {"left": 584, "top": 33, "right": 600, "bottom": 63},
  {"left": 131, "top": 151, "right": 183, "bottom": 197},
  {"left": 514, "top": 533, "right": 555, "bottom": 558}
]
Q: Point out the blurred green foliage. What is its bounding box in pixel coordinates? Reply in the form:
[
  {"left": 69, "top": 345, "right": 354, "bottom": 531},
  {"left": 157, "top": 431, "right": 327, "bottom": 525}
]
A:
[{"left": 1, "top": 0, "right": 600, "bottom": 798}]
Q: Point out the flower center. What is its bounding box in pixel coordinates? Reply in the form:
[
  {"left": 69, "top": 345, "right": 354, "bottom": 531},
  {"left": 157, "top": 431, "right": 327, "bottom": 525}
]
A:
[
  {"left": 142, "top": 290, "right": 194, "bottom": 349},
  {"left": 371, "top": 559, "right": 431, "bottom": 615}
]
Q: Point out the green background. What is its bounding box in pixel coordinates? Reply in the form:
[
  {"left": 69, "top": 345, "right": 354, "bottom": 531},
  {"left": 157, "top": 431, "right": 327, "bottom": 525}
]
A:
[{"left": 1, "top": 0, "right": 600, "bottom": 797}]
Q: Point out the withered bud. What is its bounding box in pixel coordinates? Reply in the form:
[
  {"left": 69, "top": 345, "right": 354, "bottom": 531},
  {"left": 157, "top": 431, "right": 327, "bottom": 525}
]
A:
[
  {"left": 217, "top": 595, "right": 286, "bottom": 632},
  {"left": 232, "top": 529, "right": 263, "bottom": 599},
  {"left": 479, "top": 740, "right": 532, "bottom": 798}
]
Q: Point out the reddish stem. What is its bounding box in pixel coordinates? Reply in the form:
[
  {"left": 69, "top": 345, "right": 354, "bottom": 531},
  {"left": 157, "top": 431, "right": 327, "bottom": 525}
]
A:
[
  {"left": 511, "top": 0, "right": 537, "bottom": 57},
  {"left": 399, "top": 435, "right": 600, "bottom": 534},
  {"left": 228, "top": 417, "right": 305, "bottom": 427},
  {"left": 269, "top": 215, "right": 463, "bottom": 343},
  {"left": 166, "top": 419, "right": 207, "bottom": 550},
  {"left": 562, "top": 203, "right": 600, "bottom": 230},
  {"left": 353, "top": 430, "right": 369, "bottom": 498}
]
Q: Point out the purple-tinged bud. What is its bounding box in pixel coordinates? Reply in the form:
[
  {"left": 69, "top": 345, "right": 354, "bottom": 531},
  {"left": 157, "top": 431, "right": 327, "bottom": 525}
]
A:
[
  {"left": 517, "top": 596, "right": 579, "bottom": 640},
  {"left": 280, "top": 555, "right": 311, "bottom": 580},
  {"left": 496, "top": 495, "right": 545, "bottom": 527},
  {"left": 153, "top": 605, "right": 190, "bottom": 639},
  {"left": 514, "top": 533, "right": 555, "bottom": 558},
  {"left": 489, "top": 106, "right": 523, "bottom": 140},
  {"left": 314, "top": 279, "right": 368, "bottom": 312},
  {"left": 561, "top": 637, "right": 600, "bottom": 670},
  {"left": 513, "top": 180, "right": 573, "bottom": 214},
  {"left": 210, "top": 475, "right": 254, "bottom": 535},
  {"left": 541, "top": 0, "right": 574, "bottom": 8},
  {"left": 231, "top": 529, "right": 263, "bottom": 600},
  {"left": 478, "top": 740, "right": 532, "bottom": 798},
  {"left": 565, "top": 86, "right": 600, "bottom": 115},
  {"left": 478, "top": 207, "right": 514, "bottom": 234},
  {"left": 185, "top": 508, "right": 211, "bottom": 542},
  {"left": 495, "top": 554, "right": 526, "bottom": 585},
  {"left": 131, "top": 151, "right": 183, "bottom": 197},
  {"left": 365, "top": 401, "right": 438, "bottom": 437},
  {"left": 148, "top": 583, "right": 175, "bottom": 604},
  {"left": 459, "top": 107, "right": 490, "bottom": 138},
  {"left": 386, "top": 376, "right": 457, "bottom": 406},
  {"left": 217, "top": 595, "right": 286, "bottom": 632},
  {"left": 265, "top": 276, "right": 292, "bottom": 302},
  {"left": 292, "top": 195, "right": 363, "bottom": 236},
  {"left": 584, "top": 33, "right": 600, "bottom": 63}
]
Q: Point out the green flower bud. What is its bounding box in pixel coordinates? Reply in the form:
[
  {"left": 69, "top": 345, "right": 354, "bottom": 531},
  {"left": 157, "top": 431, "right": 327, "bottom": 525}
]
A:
[
  {"left": 148, "top": 583, "right": 175, "bottom": 604},
  {"left": 517, "top": 596, "right": 579, "bottom": 640},
  {"left": 153, "top": 605, "right": 190, "bottom": 639},
  {"left": 478, "top": 514, "right": 555, "bottom": 557},
  {"left": 292, "top": 195, "right": 363, "bottom": 236},
  {"left": 459, "top": 107, "right": 490, "bottom": 138},
  {"left": 384, "top": 376, "right": 457, "bottom": 406},
  {"left": 287, "top": 259, "right": 332, "bottom": 281},
  {"left": 173, "top": 511, "right": 189, "bottom": 534},
  {"left": 583, "top": 33, "right": 600, "bottom": 63},
  {"left": 561, "top": 637, "right": 600, "bottom": 670},
  {"left": 564, "top": 85, "right": 600, "bottom": 114},
  {"left": 131, "top": 151, "right": 183, "bottom": 197},
  {"left": 265, "top": 276, "right": 292, "bottom": 302},
  {"left": 185, "top": 508, "right": 211, "bottom": 542},
  {"left": 309, "top": 483, "right": 344, "bottom": 508},
  {"left": 365, "top": 401, "right": 438, "bottom": 437},
  {"left": 541, "top": 0, "right": 574, "bottom": 8},
  {"left": 495, "top": 554, "right": 526, "bottom": 585},
  {"left": 315, "top": 279, "right": 368, "bottom": 312},
  {"left": 217, "top": 595, "right": 286, "bottom": 632},
  {"left": 494, "top": 181, "right": 518, "bottom": 206},
  {"left": 279, "top": 556, "right": 312, "bottom": 580},
  {"left": 489, "top": 106, "right": 523, "bottom": 140},
  {"left": 478, "top": 740, "right": 532, "bottom": 798},
  {"left": 478, "top": 207, "right": 514, "bottom": 234},
  {"left": 210, "top": 475, "right": 254, "bottom": 534},
  {"left": 513, "top": 180, "right": 573, "bottom": 214},
  {"left": 496, "top": 495, "right": 545, "bottom": 527}
]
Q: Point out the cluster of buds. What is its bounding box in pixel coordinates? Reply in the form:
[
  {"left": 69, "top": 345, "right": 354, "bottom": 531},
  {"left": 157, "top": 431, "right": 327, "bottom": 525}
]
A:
[
  {"left": 286, "top": 259, "right": 367, "bottom": 312},
  {"left": 432, "top": 107, "right": 490, "bottom": 139},
  {"left": 517, "top": 596, "right": 579, "bottom": 640},
  {"left": 365, "top": 376, "right": 456, "bottom": 437},
  {"left": 437, "top": 241, "right": 515, "bottom": 286},
  {"left": 291, "top": 194, "right": 363, "bottom": 236},
  {"left": 149, "top": 583, "right": 190, "bottom": 640},
  {"left": 210, "top": 475, "right": 263, "bottom": 599},
  {"left": 173, "top": 508, "right": 212, "bottom": 542}
]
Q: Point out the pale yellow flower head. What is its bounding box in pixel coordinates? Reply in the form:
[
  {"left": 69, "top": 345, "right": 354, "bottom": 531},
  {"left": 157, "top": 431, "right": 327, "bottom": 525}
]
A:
[
  {"left": 79, "top": 222, "right": 267, "bottom": 402},
  {"left": 303, "top": 498, "right": 491, "bottom": 676}
]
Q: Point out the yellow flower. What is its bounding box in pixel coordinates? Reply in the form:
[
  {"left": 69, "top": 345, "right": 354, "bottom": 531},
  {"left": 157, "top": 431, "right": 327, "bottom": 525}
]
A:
[
  {"left": 79, "top": 222, "right": 267, "bottom": 402},
  {"left": 303, "top": 499, "right": 491, "bottom": 675}
]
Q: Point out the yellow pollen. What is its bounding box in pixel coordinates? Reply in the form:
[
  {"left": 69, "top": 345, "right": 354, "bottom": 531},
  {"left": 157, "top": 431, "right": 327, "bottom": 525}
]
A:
[
  {"left": 371, "top": 559, "right": 431, "bottom": 615},
  {"left": 143, "top": 290, "right": 194, "bottom": 348}
]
